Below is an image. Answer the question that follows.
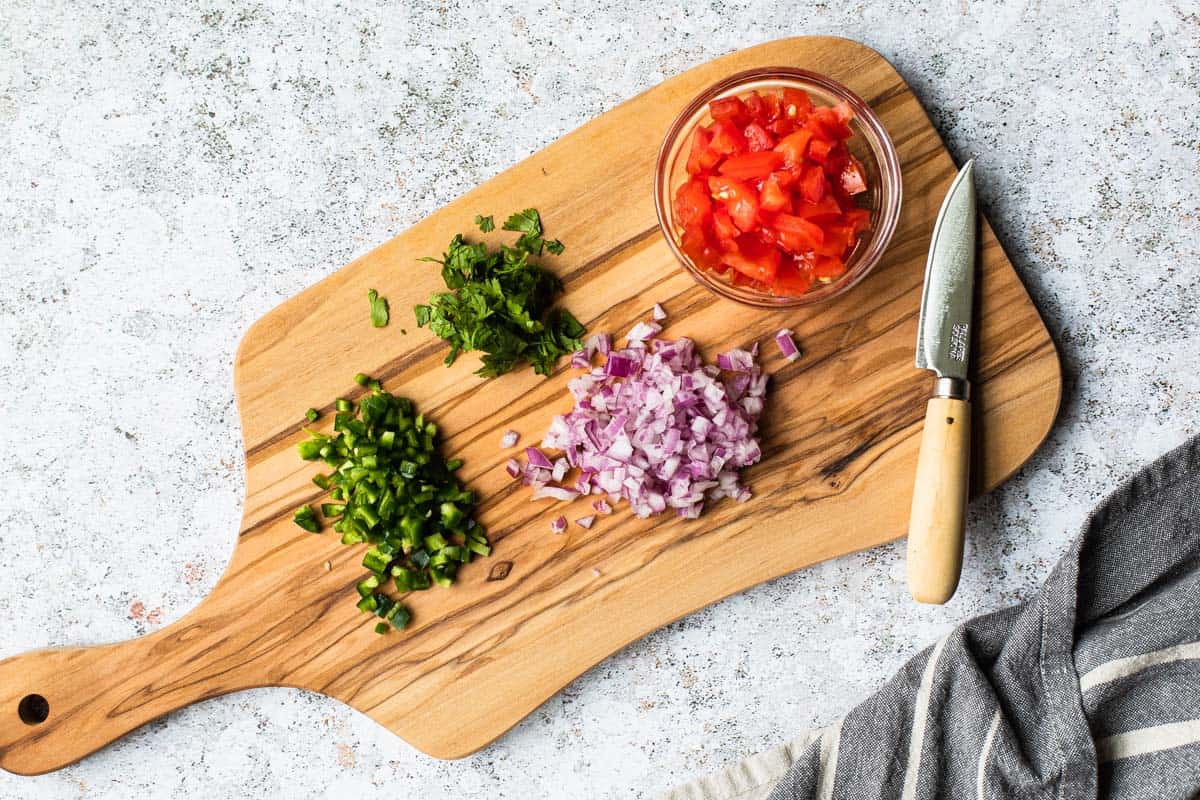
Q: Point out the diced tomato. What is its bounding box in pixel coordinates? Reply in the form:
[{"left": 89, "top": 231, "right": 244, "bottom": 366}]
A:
[
  {"left": 800, "top": 165, "right": 827, "bottom": 203},
  {"left": 722, "top": 234, "right": 781, "bottom": 283},
  {"left": 781, "top": 88, "right": 813, "bottom": 120},
  {"left": 843, "top": 207, "right": 871, "bottom": 233},
  {"left": 839, "top": 155, "right": 868, "bottom": 195},
  {"left": 814, "top": 226, "right": 854, "bottom": 257},
  {"left": 709, "top": 119, "right": 747, "bottom": 155},
  {"left": 794, "top": 194, "right": 841, "bottom": 219},
  {"left": 709, "top": 96, "right": 748, "bottom": 124},
  {"left": 773, "top": 167, "right": 801, "bottom": 188},
  {"left": 774, "top": 129, "right": 813, "bottom": 167},
  {"left": 772, "top": 260, "right": 814, "bottom": 296},
  {"left": 761, "top": 91, "right": 783, "bottom": 121},
  {"left": 821, "top": 141, "right": 849, "bottom": 178},
  {"left": 727, "top": 269, "right": 757, "bottom": 288},
  {"left": 743, "top": 91, "right": 766, "bottom": 121},
  {"left": 711, "top": 208, "right": 740, "bottom": 244},
  {"left": 773, "top": 213, "right": 825, "bottom": 254},
  {"left": 686, "top": 126, "right": 721, "bottom": 175},
  {"left": 812, "top": 255, "right": 846, "bottom": 280},
  {"left": 719, "top": 150, "right": 785, "bottom": 181},
  {"left": 809, "top": 106, "right": 853, "bottom": 140},
  {"left": 758, "top": 173, "right": 791, "bottom": 213},
  {"left": 743, "top": 122, "right": 774, "bottom": 152},
  {"left": 673, "top": 177, "right": 713, "bottom": 229},
  {"left": 680, "top": 225, "right": 722, "bottom": 271},
  {"left": 674, "top": 87, "right": 872, "bottom": 298},
  {"left": 707, "top": 175, "right": 760, "bottom": 231},
  {"left": 769, "top": 118, "right": 796, "bottom": 137},
  {"left": 807, "top": 138, "right": 833, "bottom": 164}
]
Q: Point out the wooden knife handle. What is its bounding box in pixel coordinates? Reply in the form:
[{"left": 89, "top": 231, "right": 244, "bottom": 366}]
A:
[{"left": 906, "top": 396, "right": 971, "bottom": 604}]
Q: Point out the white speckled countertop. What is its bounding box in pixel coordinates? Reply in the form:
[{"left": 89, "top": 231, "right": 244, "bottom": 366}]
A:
[{"left": 1, "top": 1, "right": 1197, "bottom": 797}]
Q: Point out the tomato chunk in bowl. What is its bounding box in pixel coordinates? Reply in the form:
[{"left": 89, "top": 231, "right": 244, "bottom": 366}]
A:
[{"left": 655, "top": 68, "right": 902, "bottom": 308}]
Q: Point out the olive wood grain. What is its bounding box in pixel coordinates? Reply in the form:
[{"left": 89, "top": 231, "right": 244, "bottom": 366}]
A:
[{"left": 0, "top": 36, "right": 1060, "bottom": 775}]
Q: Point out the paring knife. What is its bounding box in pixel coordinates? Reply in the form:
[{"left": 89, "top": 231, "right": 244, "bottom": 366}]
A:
[{"left": 906, "top": 160, "right": 977, "bottom": 605}]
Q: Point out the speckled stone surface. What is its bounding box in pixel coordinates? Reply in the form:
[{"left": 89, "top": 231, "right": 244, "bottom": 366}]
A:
[{"left": 1, "top": 1, "right": 1197, "bottom": 797}]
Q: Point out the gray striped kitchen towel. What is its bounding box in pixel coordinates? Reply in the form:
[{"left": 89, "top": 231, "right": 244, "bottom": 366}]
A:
[{"left": 667, "top": 434, "right": 1200, "bottom": 800}]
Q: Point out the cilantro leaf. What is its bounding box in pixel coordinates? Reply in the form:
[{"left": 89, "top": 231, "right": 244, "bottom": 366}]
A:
[
  {"left": 501, "top": 208, "right": 542, "bottom": 237},
  {"left": 475, "top": 214, "right": 494, "bottom": 233},
  {"left": 413, "top": 209, "right": 583, "bottom": 378},
  {"left": 368, "top": 289, "right": 389, "bottom": 328}
]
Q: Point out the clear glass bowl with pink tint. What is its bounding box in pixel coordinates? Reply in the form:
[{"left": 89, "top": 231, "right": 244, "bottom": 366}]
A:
[{"left": 654, "top": 67, "right": 903, "bottom": 308}]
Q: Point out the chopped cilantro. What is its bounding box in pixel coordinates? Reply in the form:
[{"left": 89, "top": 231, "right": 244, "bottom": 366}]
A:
[
  {"left": 368, "top": 289, "right": 389, "bottom": 328},
  {"left": 475, "top": 214, "right": 495, "bottom": 233},
  {"left": 414, "top": 210, "right": 583, "bottom": 378},
  {"left": 502, "top": 207, "right": 549, "bottom": 254}
]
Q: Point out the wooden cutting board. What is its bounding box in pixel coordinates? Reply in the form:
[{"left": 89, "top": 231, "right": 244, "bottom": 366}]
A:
[{"left": 0, "top": 36, "right": 1060, "bottom": 775}]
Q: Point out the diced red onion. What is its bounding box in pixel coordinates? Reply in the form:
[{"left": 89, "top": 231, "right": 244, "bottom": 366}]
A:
[
  {"left": 505, "top": 458, "right": 521, "bottom": 478},
  {"left": 576, "top": 514, "right": 596, "bottom": 529},
  {"left": 533, "top": 485, "right": 580, "bottom": 502},
  {"left": 775, "top": 329, "right": 801, "bottom": 362},
  {"left": 717, "top": 347, "right": 755, "bottom": 373},
  {"left": 605, "top": 354, "right": 638, "bottom": 378},
  {"left": 550, "top": 515, "right": 568, "bottom": 534},
  {"left": 500, "top": 429, "right": 519, "bottom": 448},
  {"left": 551, "top": 457, "right": 569, "bottom": 483},
  {"left": 523, "top": 465, "right": 551, "bottom": 487},
  {"left": 525, "top": 447, "right": 553, "bottom": 469},
  {"left": 570, "top": 349, "right": 592, "bottom": 370},
  {"left": 604, "top": 413, "right": 628, "bottom": 438},
  {"left": 534, "top": 329, "right": 766, "bottom": 520},
  {"left": 626, "top": 320, "right": 662, "bottom": 341},
  {"left": 652, "top": 303, "right": 667, "bottom": 321}
]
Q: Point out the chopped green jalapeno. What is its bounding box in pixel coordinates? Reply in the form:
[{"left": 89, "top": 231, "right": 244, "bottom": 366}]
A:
[
  {"left": 297, "top": 439, "right": 326, "bottom": 461},
  {"left": 389, "top": 605, "right": 412, "bottom": 629},
  {"left": 293, "top": 376, "right": 488, "bottom": 633},
  {"left": 293, "top": 505, "right": 320, "bottom": 533}
]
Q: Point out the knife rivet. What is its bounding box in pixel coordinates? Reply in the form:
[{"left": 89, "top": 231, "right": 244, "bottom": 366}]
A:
[{"left": 947, "top": 417, "right": 955, "bottom": 424}]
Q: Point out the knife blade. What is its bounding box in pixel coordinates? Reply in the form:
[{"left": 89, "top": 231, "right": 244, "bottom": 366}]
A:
[
  {"left": 906, "top": 160, "right": 977, "bottom": 605},
  {"left": 916, "top": 160, "right": 976, "bottom": 384}
]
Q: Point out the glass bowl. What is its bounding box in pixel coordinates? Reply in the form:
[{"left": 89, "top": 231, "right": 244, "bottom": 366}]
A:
[{"left": 654, "top": 67, "right": 903, "bottom": 308}]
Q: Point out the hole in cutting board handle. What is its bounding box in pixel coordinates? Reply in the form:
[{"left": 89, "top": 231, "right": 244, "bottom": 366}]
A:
[{"left": 18, "top": 693, "right": 49, "bottom": 725}]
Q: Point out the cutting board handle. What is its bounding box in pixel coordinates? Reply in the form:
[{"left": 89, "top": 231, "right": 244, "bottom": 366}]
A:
[{"left": 0, "top": 598, "right": 272, "bottom": 775}]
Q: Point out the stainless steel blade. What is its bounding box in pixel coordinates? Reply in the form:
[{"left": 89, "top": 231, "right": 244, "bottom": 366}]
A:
[{"left": 915, "top": 160, "right": 977, "bottom": 380}]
